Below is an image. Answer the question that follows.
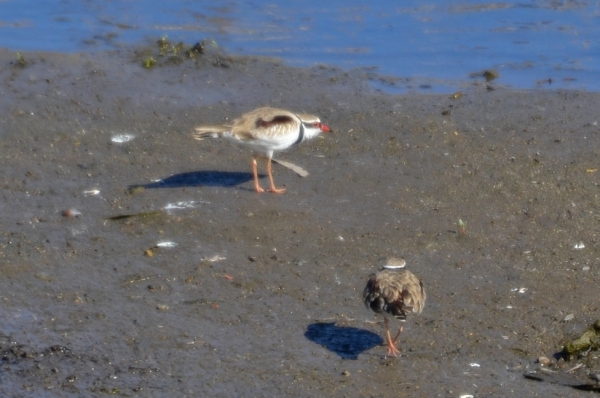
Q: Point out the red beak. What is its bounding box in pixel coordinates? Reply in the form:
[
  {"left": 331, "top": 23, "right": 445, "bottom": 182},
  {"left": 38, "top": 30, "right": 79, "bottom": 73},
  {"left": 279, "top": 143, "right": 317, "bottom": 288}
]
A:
[{"left": 321, "top": 124, "right": 332, "bottom": 133}]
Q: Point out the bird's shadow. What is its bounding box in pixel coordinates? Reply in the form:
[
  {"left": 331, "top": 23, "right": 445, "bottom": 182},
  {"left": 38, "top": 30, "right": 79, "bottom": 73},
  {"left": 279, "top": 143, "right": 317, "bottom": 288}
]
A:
[
  {"left": 304, "top": 322, "right": 383, "bottom": 360},
  {"left": 130, "top": 170, "right": 259, "bottom": 190}
]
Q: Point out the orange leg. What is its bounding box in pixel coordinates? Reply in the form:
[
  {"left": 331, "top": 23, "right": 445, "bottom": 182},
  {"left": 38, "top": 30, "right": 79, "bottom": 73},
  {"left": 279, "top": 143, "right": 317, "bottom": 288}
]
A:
[
  {"left": 266, "top": 157, "right": 286, "bottom": 194},
  {"left": 384, "top": 318, "right": 401, "bottom": 357},
  {"left": 391, "top": 326, "right": 404, "bottom": 344},
  {"left": 251, "top": 158, "right": 265, "bottom": 193}
]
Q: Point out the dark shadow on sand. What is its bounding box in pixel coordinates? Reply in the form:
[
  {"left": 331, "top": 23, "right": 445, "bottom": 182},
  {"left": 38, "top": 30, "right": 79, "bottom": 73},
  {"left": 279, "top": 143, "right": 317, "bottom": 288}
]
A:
[
  {"left": 131, "top": 170, "right": 258, "bottom": 190},
  {"left": 304, "top": 322, "right": 383, "bottom": 360}
]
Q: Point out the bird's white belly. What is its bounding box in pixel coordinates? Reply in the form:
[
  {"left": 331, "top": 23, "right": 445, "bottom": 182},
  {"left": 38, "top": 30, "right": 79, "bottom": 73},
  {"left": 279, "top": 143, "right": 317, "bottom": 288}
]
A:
[{"left": 225, "top": 132, "right": 298, "bottom": 154}]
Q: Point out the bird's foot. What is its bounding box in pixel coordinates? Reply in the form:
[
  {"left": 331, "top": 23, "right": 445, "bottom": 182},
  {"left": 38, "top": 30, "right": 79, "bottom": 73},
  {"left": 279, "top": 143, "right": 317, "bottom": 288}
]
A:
[
  {"left": 386, "top": 343, "right": 401, "bottom": 358},
  {"left": 267, "top": 186, "right": 286, "bottom": 194}
]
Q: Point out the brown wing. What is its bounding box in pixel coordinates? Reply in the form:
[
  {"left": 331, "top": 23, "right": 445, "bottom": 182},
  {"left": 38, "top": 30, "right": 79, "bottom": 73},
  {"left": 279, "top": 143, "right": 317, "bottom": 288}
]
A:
[
  {"left": 364, "top": 269, "right": 425, "bottom": 319},
  {"left": 231, "top": 107, "right": 300, "bottom": 139}
]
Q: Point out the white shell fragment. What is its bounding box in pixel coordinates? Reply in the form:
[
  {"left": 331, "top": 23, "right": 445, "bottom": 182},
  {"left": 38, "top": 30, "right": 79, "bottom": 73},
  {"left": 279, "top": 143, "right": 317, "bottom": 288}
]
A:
[
  {"left": 573, "top": 242, "right": 585, "bottom": 250},
  {"left": 510, "top": 287, "right": 528, "bottom": 294},
  {"left": 156, "top": 241, "right": 177, "bottom": 248},
  {"left": 203, "top": 254, "right": 226, "bottom": 262},
  {"left": 469, "top": 363, "right": 480, "bottom": 367},
  {"left": 83, "top": 189, "right": 100, "bottom": 195},
  {"left": 460, "top": 395, "right": 474, "bottom": 398},
  {"left": 563, "top": 314, "right": 575, "bottom": 322},
  {"left": 111, "top": 134, "right": 136, "bottom": 143},
  {"left": 164, "top": 201, "right": 209, "bottom": 210}
]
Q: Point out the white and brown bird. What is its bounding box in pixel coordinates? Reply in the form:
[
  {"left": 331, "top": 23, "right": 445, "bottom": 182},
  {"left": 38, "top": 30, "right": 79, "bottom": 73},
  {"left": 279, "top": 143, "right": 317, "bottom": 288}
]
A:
[
  {"left": 363, "top": 258, "right": 426, "bottom": 357},
  {"left": 192, "top": 107, "right": 332, "bottom": 193}
]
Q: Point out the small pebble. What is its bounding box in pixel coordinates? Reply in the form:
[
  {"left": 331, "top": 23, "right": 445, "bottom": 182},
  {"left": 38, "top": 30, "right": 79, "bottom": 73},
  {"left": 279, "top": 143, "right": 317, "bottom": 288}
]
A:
[
  {"left": 564, "top": 314, "right": 575, "bottom": 322},
  {"left": 538, "top": 356, "right": 551, "bottom": 365},
  {"left": 62, "top": 208, "right": 82, "bottom": 218},
  {"left": 341, "top": 370, "right": 350, "bottom": 376},
  {"left": 156, "top": 304, "right": 169, "bottom": 311}
]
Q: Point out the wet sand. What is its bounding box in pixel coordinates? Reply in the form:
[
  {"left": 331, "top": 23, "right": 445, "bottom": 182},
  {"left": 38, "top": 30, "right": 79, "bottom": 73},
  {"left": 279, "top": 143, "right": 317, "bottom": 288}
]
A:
[{"left": 1, "top": 44, "right": 599, "bottom": 396}]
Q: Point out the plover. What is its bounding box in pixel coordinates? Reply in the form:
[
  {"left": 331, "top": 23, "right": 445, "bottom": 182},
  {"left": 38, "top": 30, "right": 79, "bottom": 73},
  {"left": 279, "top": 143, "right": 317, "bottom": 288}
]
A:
[{"left": 193, "top": 107, "right": 332, "bottom": 193}]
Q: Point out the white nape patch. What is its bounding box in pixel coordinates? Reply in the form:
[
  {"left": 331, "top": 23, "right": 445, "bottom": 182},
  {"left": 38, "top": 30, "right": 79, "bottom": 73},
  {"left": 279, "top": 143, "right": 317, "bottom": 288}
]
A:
[{"left": 383, "top": 257, "right": 406, "bottom": 269}]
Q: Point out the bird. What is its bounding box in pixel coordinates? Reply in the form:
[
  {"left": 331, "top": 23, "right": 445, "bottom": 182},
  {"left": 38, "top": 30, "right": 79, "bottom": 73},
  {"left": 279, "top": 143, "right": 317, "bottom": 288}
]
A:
[
  {"left": 363, "top": 258, "right": 426, "bottom": 357},
  {"left": 192, "top": 107, "right": 332, "bottom": 193}
]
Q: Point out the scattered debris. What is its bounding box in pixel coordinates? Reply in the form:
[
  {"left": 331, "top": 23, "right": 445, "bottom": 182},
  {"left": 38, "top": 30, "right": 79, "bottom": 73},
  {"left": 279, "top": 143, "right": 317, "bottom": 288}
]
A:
[
  {"left": 140, "top": 36, "right": 217, "bottom": 68},
  {"left": 107, "top": 209, "right": 163, "bottom": 221},
  {"left": 62, "top": 208, "right": 82, "bottom": 218},
  {"left": 164, "top": 200, "right": 209, "bottom": 210},
  {"left": 567, "top": 363, "right": 583, "bottom": 373},
  {"left": 111, "top": 134, "right": 135, "bottom": 143},
  {"left": 538, "top": 356, "right": 551, "bottom": 365},
  {"left": 156, "top": 241, "right": 177, "bottom": 248},
  {"left": 458, "top": 218, "right": 467, "bottom": 235},
  {"left": 14, "top": 52, "right": 26, "bottom": 68},
  {"left": 272, "top": 158, "right": 309, "bottom": 177},
  {"left": 127, "top": 186, "right": 146, "bottom": 195},
  {"left": 483, "top": 69, "right": 499, "bottom": 81},
  {"left": 35, "top": 272, "right": 53, "bottom": 282},
  {"left": 203, "top": 254, "right": 226, "bottom": 262},
  {"left": 143, "top": 57, "right": 156, "bottom": 69},
  {"left": 564, "top": 314, "right": 575, "bottom": 322},
  {"left": 563, "top": 319, "right": 600, "bottom": 358},
  {"left": 524, "top": 366, "right": 600, "bottom": 391}
]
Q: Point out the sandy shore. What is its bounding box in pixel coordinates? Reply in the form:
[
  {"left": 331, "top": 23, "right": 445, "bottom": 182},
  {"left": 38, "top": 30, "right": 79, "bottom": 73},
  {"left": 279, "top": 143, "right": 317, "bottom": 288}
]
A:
[{"left": 1, "top": 44, "right": 599, "bottom": 396}]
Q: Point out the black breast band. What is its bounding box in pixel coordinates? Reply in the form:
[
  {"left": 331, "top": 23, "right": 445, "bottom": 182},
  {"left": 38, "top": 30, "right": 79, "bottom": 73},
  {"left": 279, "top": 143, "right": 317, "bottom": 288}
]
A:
[{"left": 294, "top": 118, "right": 305, "bottom": 145}]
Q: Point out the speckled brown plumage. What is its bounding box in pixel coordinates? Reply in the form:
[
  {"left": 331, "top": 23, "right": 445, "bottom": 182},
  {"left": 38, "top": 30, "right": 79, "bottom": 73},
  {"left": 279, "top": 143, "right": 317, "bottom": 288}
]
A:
[
  {"left": 363, "top": 260, "right": 425, "bottom": 357},
  {"left": 363, "top": 269, "right": 425, "bottom": 320}
]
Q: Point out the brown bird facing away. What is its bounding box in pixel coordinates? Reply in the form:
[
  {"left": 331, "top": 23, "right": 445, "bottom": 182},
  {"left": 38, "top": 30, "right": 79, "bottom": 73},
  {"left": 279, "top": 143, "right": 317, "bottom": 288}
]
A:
[
  {"left": 192, "top": 107, "right": 332, "bottom": 194},
  {"left": 363, "top": 258, "right": 426, "bottom": 357}
]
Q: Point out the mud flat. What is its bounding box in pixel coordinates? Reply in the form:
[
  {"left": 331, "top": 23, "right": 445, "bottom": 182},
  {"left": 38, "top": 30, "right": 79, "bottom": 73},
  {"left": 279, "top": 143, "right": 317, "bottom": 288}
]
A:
[{"left": 1, "top": 44, "right": 599, "bottom": 396}]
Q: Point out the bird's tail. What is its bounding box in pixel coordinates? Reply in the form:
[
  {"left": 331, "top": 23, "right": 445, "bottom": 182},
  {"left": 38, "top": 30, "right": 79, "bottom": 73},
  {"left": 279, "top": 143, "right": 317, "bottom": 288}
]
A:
[{"left": 192, "top": 125, "right": 230, "bottom": 141}]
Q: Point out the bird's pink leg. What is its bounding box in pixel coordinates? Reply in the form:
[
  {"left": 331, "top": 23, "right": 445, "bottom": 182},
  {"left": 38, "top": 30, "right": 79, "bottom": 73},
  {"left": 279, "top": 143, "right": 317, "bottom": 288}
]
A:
[
  {"left": 266, "top": 158, "right": 286, "bottom": 194},
  {"left": 252, "top": 158, "right": 265, "bottom": 193},
  {"left": 391, "top": 326, "right": 404, "bottom": 344},
  {"left": 384, "top": 318, "right": 401, "bottom": 357}
]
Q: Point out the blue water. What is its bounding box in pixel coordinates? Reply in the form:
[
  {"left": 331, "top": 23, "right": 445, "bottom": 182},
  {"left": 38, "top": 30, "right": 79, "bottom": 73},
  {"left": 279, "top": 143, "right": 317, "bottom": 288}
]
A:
[{"left": 1, "top": 1, "right": 599, "bottom": 92}]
